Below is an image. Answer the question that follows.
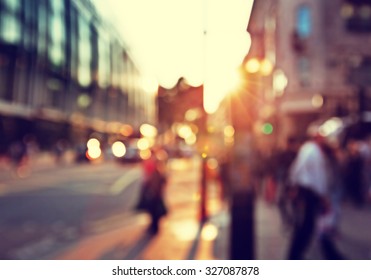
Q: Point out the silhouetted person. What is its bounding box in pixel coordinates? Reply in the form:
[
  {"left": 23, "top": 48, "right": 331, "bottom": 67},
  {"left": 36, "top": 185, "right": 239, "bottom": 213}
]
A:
[
  {"left": 287, "top": 131, "right": 344, "bottom": 260},
  {"left": 275, "top": 137, "right": 302, "bottom": 227},
  {"left": 343, "top": 139, "right": 367, "bottom": 207},
  {"left": 138, "top": 149, "right": 168, "bottom": 234},
  {"left": 8, "top": 140, "right": 27, "bottom": 167}
]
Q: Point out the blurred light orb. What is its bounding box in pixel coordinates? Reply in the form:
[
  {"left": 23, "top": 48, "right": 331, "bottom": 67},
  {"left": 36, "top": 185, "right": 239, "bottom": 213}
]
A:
[
  {"left": 185, "top": 108, "right": 202, "bottom": 122},
  {"left": 120, "top": 124, "right": 133, "bottom": 137},
  {"left": 112, "top": 141, "right": 126, "bottom": 157},
  {"left": 137, "top": 138, "right": 150, "bottom": 150},
  {"left": 262, "top": 123, "right": 274, "bottom": 135},
  {"left": 201, "top": 224, "right": 218, "bottom": 241},
  {"left": 341, "top": 4, "right": 354, "bottom": 18},
  {"left": 87, "top": 138, "right": 100, "bottom": 149},
  {"left": 224, "top": 125, "right": 235, "bottom": 138},
  {"left": 207, "top": 158, "right": 219, "bottom": 170},
  {"left": 245, "top": 58, "right": 260, "bottom": 74},
  {"left": 139, "top": 149, "right": 151, "bottom": 160},
  {"left": 319, "top": 117, "right": 342, "bottom": 137},
  {"left": 312, "top": 94, "right": 324, "bottom": 108},
  {"left": 77, "top": 94, "right": 92, "bottom": 108},
  {"left": 185, "top": 133, "right": 197, "bottom": 145},
  {"left": 360, "top": 5, "right": 371, "bottom": 19},
  {"left": 178, "top": 125, "right": 193, "bottom": 139},
  {"left": 140, "top": 124, "right": 158, "bottom": 138},
  {"left": 260, "top": 59, "right": 274, "bottom": 76},
  {"left": 87, "top": 147, "right": 102, "bottom": 160},
  {"left": 273, "top": 69, "right": 288, "bottom": 95}
]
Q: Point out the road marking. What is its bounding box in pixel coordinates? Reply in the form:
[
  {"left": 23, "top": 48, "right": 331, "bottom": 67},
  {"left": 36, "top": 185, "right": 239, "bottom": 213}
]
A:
[
  {"left": 108, "top": 167, "right": 143, "bottom": 195},
  {"left": 87, "top": 211, "right": 149, "bottom": 234}
]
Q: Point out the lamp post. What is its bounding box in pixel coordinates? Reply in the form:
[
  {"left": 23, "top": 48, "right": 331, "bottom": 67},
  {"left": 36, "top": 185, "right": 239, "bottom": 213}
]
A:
[{"left": 228, "top": 56, "right": 274, "bottom": 260}]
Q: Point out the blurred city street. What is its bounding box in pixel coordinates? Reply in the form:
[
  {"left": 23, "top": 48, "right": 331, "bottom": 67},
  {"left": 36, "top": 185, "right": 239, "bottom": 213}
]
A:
[
  {"left": 0, "top": 154, "right": 370, "bottom": 260},
  {"left": 0, "top": 0, "right": 371, "bottom": 262}
]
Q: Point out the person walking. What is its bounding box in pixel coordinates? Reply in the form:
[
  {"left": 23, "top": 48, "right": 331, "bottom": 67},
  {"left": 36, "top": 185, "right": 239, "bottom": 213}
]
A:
[
  {"left": 286, "top": 129, "right": 344, "bottom": 260},
  {"left": 137, "top": 149, "right": 168, "bottom": 234}
]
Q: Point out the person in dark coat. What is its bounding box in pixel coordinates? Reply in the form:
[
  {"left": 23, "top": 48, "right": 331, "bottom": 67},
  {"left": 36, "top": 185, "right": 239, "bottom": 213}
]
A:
[{"left": 138, "top": 149, "right": 168, "bottom": 234}]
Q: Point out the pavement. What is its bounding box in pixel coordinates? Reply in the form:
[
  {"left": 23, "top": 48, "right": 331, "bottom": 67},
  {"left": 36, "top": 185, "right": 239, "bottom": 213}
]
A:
[{"left": 1, "top": 152, "right": 371, "bottom": 260}]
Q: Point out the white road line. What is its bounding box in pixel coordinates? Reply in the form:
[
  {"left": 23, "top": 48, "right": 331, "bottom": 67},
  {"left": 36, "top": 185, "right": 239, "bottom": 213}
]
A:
[{"left": 108, "top": 167, "right": 143, "bottom": 195}]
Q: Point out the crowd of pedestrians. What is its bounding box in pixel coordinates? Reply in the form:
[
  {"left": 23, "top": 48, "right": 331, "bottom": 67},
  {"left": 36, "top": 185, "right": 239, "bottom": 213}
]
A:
[{"left": 257, "top": 122, "right": 371, "bottom": 260}]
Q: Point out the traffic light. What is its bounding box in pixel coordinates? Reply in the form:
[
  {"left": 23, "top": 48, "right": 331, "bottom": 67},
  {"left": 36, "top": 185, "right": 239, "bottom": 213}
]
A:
[{"left": 261, "top": 122, "right": 273, "bottom": 135}]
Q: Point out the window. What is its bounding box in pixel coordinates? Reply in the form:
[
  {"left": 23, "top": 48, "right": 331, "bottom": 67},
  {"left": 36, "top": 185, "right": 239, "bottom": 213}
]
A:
[
  {"left": 98, "top": 32, "right": 110, "bottom": 88},
  {"left": 37, "top": 3, "right": 48, "bottom": 55},
  {"left": 48, "top": 0, "right": 66, "bottom": 67},
  {"left": 296, "top": 5, "right": 312, "bottom": 38},
  {"left": 298, "top": 56, "right": 311, "bottom": 87},
  {"left": 342, "top": 0, "right": 371, "bottom": 32},
  {"left": 23, "top": 0, "right": 38, "bottom": 50},
  {"left": 69, "top": 6, "right": 79, "bottom": 79},
  {"left": 0, "top": 0, "right": 21, "bottom": 44},
  {"left": 3, "top": 0, "right": 20, "bottom": 13},
  {"left": 78, "top": 17, "right": 92, "bottom": 86}
]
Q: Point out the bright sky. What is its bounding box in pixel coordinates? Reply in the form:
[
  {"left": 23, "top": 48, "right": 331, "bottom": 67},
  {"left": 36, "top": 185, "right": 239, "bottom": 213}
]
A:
[{"left": 92, "top": 0, "right": 254, "bottom": 114}]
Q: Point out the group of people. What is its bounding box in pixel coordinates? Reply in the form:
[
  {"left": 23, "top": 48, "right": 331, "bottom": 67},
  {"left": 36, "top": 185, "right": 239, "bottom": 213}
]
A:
[{"left": 267, "top": 127, "right": 371, "bottom": 260}]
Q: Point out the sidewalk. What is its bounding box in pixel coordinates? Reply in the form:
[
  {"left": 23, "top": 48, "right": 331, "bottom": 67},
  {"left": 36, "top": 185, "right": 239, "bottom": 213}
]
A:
[
  {"left": 0, "top": 151, "right": 64, "bottom": 180},
  {"left": 52, "top": 157, "right": 292, "bottom": 260},
  {"left": 54, "top": 157, "right": 223, "bottom": 260},
  {"left": 51, "top": 156, "right": 371, "bottom": 260},
  {"left": 3, "top": 154, "right": 370, "bottom": 260}
]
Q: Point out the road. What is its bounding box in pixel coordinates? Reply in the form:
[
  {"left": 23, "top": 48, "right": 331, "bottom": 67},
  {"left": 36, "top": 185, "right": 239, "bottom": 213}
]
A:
[{"left": 0, "top": 160, "right": 143, "bottom": 259}]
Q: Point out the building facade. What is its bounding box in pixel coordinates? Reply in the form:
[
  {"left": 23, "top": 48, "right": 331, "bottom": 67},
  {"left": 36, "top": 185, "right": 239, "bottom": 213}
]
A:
[
  {"left": 246, "top": 0, "right": 371, "bottom": 146},
  {"left": 0, "top": 0, "right": 156, "bottom": 152}
]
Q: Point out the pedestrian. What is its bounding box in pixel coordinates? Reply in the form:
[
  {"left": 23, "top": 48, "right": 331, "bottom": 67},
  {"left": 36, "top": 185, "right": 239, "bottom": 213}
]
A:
[
  {"left": 136, "top": 148, "right": 168, "bottom": 234},
  {"left": 286, "top": 126, "right": 344, "bottom": 260},
  {"left": 8, "top": 139, "right": 28, "bottom": 168},
  {"left": 274, "top": 137, "right": 302, "bottom": 227},
  {"left": 343, "top": 139, "right": 365, "bottom": 207}
]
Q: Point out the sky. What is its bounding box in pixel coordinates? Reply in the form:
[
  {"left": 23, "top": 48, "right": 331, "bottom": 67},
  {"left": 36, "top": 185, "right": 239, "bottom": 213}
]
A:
[{"left": 92, "top": 0, "right": 254, "bottom": 114}]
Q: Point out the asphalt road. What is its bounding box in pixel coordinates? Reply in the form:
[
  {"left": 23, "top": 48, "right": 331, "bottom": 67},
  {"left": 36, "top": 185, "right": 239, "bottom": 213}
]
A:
[{"left": 0, "top": 161, "right": 143, "bottom": 259}]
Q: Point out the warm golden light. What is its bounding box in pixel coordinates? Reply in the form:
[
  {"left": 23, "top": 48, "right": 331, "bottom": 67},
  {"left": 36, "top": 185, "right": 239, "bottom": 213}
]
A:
[
  {"left": 139, "top": 149, "right": 152, "bottom": 160},
  {"left": 112, "top": 141, "right": 126, "bottom": 157},
  {"left": 185, "top": 134, "right": 197, "bottom": 145},
  {"left": 94, "top": 0, "right": 254, "bottom": 116},
  {"left": 87, "top": 138, "right": 100, "bottom": 149},
  {"left": 137, "top": 138, "right": 150, "bottom": 150},
  {"left": 260, "top": 59, "right": 274, "bottom": 76},
  {"left": 185, "top": 108, "right": 203, "bottom": 122},
  {"left": 245, "top": 58, "right": 260, "bottom": 74},
  {"left": 178, "top": 125, "right": 193, "bottom": 139},
  {"left": 120, "top": 125, "right": 133, "bottom": 137},
  {"left": 223, "top": 125, "right": 235, "bottom": 138},
  {"left": 319, "top": 118, "right": 343, "bottom": 137},
  {"left": 207, "top": 158, "right": 218, "bottom": 170},
  {"left": 201, "top": 224, "right": 218, "bottom": 241},
  {"left": 87, "top": 147, "right": 102, "bottom": 160},
  {"left": 140, "top": 123, "right": 158, "bottom": 138},
  {"left": 142, "top": 76, "right": 159, "bottom": 94},
  {"left": 341, "top": 4, "right": 355, "bottom": 18},
  {"left": 170, "top": 220, "right": 199, "bottom": 241},
  {"left": 273, "top": 69, "right": 288, "bottom": 96},
  {"left": 312, "top": 94, "right": 324, "bottom": 108}
]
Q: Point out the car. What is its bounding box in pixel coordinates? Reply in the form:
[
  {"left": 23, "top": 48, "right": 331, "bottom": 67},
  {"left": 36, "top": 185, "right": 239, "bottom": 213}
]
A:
[{"left": 112, "top": 138, "right": 151, "bottom": 163}]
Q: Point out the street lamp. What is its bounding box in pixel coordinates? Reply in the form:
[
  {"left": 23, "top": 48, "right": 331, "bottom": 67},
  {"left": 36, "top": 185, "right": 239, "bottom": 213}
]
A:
[{"left": 228, "top": 56, "right": 276, "bottom": 260}]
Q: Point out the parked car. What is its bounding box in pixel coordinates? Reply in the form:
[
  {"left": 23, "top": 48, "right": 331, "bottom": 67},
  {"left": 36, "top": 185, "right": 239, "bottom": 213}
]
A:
[{"left": 112, "top": 138, "right": 151, "bottom": 163}]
